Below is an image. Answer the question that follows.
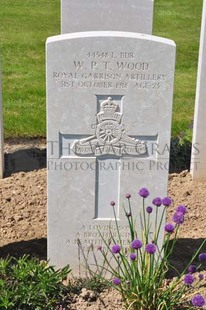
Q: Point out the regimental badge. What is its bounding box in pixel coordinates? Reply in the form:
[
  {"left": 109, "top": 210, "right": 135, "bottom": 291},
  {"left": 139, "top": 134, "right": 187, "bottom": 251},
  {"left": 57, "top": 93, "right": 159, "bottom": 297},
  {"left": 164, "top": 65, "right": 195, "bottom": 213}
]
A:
[{"left": 72, "top": 97, "right": 147, "bottom": 156}]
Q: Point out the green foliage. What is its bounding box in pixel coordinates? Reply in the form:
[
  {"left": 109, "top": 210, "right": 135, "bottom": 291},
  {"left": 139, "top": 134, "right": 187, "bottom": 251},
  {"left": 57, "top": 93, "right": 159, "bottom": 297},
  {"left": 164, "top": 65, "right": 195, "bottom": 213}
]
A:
[
  {"left": 170, "top": 134, "right": 192, "bottom": 173},
  {"left": 68, "top": 274, "right": 111, "bottom": 295},
  {"left": 97, "top": 193, "right": 206, "bottom": 310},
  {"left": 0, "top": 255, "right": 71, "bottom": 310}
]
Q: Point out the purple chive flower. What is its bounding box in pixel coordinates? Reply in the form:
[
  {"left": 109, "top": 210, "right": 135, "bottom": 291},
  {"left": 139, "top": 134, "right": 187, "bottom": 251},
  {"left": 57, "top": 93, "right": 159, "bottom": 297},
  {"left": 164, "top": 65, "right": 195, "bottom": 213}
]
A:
[
  {"left": 152, "top": 197, "right": 162, "bottom": 207},
  {"left": 130, "top": 253, "right": 137, "bottom": 261},
  {"left": 191, "top": 294, "right": 205, "bottom": 307},
  {"left": 131, "top": 239, "right": 143, "bottom": 250},
  {"left": 126, "top": 193, "right": 131, "bottom": 199},
  {"left": 111, "top": 244, "right": 121, "bottom": 254},
  {"left": 97, "top": 245, "right": 102, "bottom": 251},
  {"left": 113, "top": 277, "right": 121, "bottom": 286},
  {"left": 188, "top": 265, "right": 197, "bottom": 274},
  {"left": 138, "top": 188, "right": 150, "bottom": 198},
  {"left": 110, "top": 201, "right": 115, "bottom": 207},
  {"left": 183, "top": 274, "right": 195, "bottom": 286},
  {"left": 165, "top": 223, "right": 175, "bottom": 233},
  {"left": 199, "top": 274, "right": 204, "bottom": 281},
  {"left": 199, "top": 253, "right": 206, "bottom": 262},
  {"left": 162, "top": 197, "right": 172, "bottom": 206},
  {"left": 176, "top": 205, "right": 187, "bottom": 214},
  {"left": 146, "top": 206, "right": 153, "bottom": 214},
  {"left": 172, "top": 211, "right": 184, "bottom": 225},
  {"left": 145, "top": 243, "right": 157, "bottom": 254}
]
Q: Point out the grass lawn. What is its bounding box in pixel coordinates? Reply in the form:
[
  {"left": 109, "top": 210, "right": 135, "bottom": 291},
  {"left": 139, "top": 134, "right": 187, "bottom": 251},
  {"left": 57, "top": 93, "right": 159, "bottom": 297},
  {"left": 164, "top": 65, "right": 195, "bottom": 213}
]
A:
[
  {"left": 153, "top": 0, "right": 203, "bottom": 138},
  {"left": 0, "top": 0, "right": 60, "bottom": 137},
  {"left": 0, "top": 0, "right": 203, "bottom": 138}
]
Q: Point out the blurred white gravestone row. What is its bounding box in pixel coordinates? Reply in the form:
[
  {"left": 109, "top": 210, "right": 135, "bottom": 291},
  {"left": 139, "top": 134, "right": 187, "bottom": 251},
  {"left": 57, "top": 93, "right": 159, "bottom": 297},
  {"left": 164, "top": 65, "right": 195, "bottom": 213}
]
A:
[
  {"left": 46, "top": 31, "right": 176, "bottom": 273},
  {"left": 61, "top": 0, "right": 154, "bottom": 34},
  {"left": 0, "top": 59, "right": 4, "bottom": 179},
  {"left": 191, "top": 0, "right": 206, "bottom": 180}
]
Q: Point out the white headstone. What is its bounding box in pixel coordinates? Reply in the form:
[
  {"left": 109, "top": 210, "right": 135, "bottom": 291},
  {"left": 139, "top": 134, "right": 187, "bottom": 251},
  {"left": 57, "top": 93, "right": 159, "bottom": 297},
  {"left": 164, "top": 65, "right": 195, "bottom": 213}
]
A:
[
  {"left": 47, "top": 31, "right": 176, "bottom": 273},
  {"left": 0, "top": 61, "right": 4, "bottom": 179},
  {"left": 61, "top": 0, "right": 154, "bottom": 34},
  {"left": 191, "top": 0, "right": 206, "bottom": 180}
]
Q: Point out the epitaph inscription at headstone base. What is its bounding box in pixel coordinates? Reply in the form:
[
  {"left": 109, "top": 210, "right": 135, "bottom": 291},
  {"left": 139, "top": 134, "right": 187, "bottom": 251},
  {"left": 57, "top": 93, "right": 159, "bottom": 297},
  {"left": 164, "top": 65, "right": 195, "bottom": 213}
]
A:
[
  {"left": 191, "top": 0, "right": 206, "bottom": 180},
  {"left": 61, "top": 0, "right": 154, "bottom": 34},
  {"left": 0, "top": 60, "right": 4, "bottom": 179},
  {"left": 47, "top": 31, "right": 176, "bottom": 273}
]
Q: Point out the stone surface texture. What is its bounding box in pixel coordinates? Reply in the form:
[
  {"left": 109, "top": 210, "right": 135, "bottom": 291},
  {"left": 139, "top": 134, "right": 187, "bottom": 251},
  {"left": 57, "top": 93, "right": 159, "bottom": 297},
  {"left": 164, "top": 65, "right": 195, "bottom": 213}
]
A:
[
  {"left": 46, "top": 31, "right": 176, "bottom": 273},
  {"left": 61, "top": 0, "right": 154, "bottom": 34},
  {"left": 191, "top": 0, "right": 206, "bottom": 180}
]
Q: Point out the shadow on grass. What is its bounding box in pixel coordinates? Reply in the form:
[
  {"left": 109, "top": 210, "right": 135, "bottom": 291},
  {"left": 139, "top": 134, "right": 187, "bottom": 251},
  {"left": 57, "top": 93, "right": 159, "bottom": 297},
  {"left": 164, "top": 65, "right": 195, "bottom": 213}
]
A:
[
  {"left": 169, "top": 138, "right": 192, "bottom": 173},
  {"left": 167, "top": 238, "right": 206, "bottom": 278},
  {"left": 3, "top": 137, "right": 192, "bottom": 176},
  {"left": 0, "top": 238, "right": 47, "bottom": 261},
  {"left": 1, "top": 237, "right": 205, "bottom": 278},
  {"left": 4, "top": 147, "right": 46, "bottom": 177}
]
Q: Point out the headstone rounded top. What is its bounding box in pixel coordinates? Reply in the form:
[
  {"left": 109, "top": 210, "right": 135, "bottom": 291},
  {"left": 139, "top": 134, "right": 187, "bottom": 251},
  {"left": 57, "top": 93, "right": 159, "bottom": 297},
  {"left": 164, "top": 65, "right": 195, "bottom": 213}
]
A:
[{"left": 47, "top": 29, "right": 176, "bottom": 272}]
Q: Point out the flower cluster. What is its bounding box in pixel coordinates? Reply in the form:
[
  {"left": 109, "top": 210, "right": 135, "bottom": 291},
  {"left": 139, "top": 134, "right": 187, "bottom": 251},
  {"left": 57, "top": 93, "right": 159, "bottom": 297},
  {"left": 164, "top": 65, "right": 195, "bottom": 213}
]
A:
[
  {"left": 111, "top": 244, "right": 121, "bottom": 254},
  {"left": 113, "top": 277, "right": 121, "bottom": 285},
  {"left": 152, "top": 197, "right": 162, "bottom": 207},
  {"left": 145, "top": 243, "right": 156, "bottom": 254},
  {"left": 162, "top": 197, "right": 172, "bottom": 206},
  {"left": 99, "top": 188, "right": 206, "bottom": 310},
  {"left": 183, "top": 274, "right": 195, "bottom": 286},
  {"left": 164, "top": 223, "right": 175, "bottom": 233},
  {"left": 110, "top": 240, "right": 157, "bottom": 269},
  {"left": 199, "top": 253, "right": 206, "bottom": 262},
  {"left": 131, "top": 239, "right": 142, "bottom": 250},
  {"left": 183, "top": 255, "right": 206, "bottom": 285},
  {"left": 188, "top": 264, "right": 197, "bottom": 274},
  {"left": 146, "top": 206, "right": 153, "bottom": 214},
  {"left": 163, "top": 205, "right": 188, "bottom": 234},
  {"left": 173, "top": 211, "right": 184, "bottom": 224},
  {"left": 130, "top": 253, "right": 137, "bottom": 261},
  {"left": 138, "top": 187, "right": 150, "bottom": 198},
  {"left": 192, "top": 294, "right": 205, "bottom": 307}
]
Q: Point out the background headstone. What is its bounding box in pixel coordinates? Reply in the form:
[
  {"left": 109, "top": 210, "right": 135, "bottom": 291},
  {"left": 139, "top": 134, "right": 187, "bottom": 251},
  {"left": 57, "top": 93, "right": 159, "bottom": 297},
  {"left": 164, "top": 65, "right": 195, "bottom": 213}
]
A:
[
  {"left": 47, "top": 31, "right": 176, "bottom": 273},
  {"left": 61, "top": 0, "right": 154, "bottom": 34},
  {"left": 191, "top": 0, "right": 206, "bottom": 180},
  {"left": 0, "top": 60, "right": 4, "bottom": 179}
]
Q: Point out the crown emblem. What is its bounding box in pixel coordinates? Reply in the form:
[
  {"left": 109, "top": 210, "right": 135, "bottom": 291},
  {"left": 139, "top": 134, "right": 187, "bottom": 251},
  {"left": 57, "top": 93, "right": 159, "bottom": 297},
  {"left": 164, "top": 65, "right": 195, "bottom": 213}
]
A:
[
  {"left": 97, "top": 97, "right": 122, "bottom": 123},
  {"left": 102, "top": 97, "right": 118, "bottom": 112}
]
